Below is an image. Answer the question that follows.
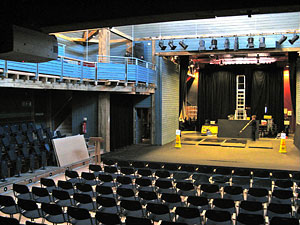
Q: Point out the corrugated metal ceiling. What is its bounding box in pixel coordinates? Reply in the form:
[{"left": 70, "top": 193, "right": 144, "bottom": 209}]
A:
[
  {"left": 60, "top": 12, "right": 300, "bottom": 41},
  {"left": 113, "top": 12, "right": 300, "bottom": 39}
]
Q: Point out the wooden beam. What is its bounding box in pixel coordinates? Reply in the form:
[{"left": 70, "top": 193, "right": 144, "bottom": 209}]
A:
[
  {"left": 54, "top": 33, "right": 77, "bottom": 42},
  {"left": 108, "top": 27, "right": 133, "bottom": 41}
]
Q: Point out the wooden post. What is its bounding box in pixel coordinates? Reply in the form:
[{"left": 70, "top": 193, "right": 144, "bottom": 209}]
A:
[
  {"left": 98, "top": 93, "right": 110, "bottom": 152},
  {"left": 89, "top": 137, "right": 104, "bottom": 165},
  {"left": 98, "top": 28, "right": 111, "bottom": 63}
]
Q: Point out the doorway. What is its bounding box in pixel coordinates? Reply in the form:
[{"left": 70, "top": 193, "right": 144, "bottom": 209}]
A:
[{"left": 135, "top": 108, "right": 151, "bottom": 144}]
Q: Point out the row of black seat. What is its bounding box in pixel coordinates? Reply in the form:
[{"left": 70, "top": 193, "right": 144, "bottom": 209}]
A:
[
  {"left": 101, "top": 158, "right": 300, "bottom": 182},
  {"left": 0, "top": 122, "right": 63, "bottom": 180},
  {"left": 4, "top": 172, "right": 300, "bottom": 225},
  {"left": 62, "top": 168, "right": 300, "bottom": 206}
]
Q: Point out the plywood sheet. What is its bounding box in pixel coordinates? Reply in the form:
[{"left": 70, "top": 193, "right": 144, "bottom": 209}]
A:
[
  {"left": 52, "top": 135, "right": 89, "bottom": 167},
  {"left": 248, "top": 141, "right": 273, "bottom": 149},
  {"left": 221, "top": 139, "right": 246, "bottom": 148},
  {"left": 198, "top": 138, "right": 226, "bottom": 146}
]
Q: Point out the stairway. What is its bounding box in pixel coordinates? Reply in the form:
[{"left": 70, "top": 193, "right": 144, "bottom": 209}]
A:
[{"left": 55, "top": 114, "right": 72, "bottom": 137}]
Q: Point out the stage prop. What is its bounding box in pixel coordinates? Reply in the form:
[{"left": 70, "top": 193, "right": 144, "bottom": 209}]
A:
[
  {"left": 218, "top": 119, "right": 259, "bottom": 139},
  {"left": 52, "top": 135, "right": 89, "bottom": 167}
]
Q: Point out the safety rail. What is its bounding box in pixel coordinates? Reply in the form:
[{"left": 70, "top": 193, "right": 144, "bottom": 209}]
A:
[
  {"left": 97, "top": 55, "right": 156, "bottom": 86},
  {"left": 0, "top": 55, "right": 157, "bottom": 86}
]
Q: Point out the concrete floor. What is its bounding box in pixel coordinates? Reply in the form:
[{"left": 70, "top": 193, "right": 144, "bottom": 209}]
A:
[{"left": 104, "top": 132, "right": 300, "bottom": 172}]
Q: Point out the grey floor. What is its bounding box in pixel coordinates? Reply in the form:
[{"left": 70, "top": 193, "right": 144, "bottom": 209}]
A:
[{"left": 104, "top": 132, "right": 300, "bottom": 171}]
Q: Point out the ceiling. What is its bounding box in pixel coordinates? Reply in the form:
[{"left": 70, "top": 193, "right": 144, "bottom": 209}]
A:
[{"left": 0, "top": 0, "right": 299, "bottom": 33}]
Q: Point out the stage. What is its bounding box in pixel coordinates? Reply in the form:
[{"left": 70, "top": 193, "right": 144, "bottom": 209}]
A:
[{"left": 103, "top": 131, "right": 300, "bottom": 172}]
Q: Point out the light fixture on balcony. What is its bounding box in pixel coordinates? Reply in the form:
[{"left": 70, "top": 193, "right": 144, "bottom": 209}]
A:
[
  {"left": 168, "top": 40, "right": 177, "bottom": 50},
  {"left": 234, "top": 37, "right": 239, "bottom": 51},
  {"left": 247, "top": 37, "right": 254, "bottom": 48},
  {"left": 179, "top": 40, "right": 188, "bottom": 50},
  {"left": 210, "top": 39, "right": 218, "bottom": 50},
  {"left": 288, "top": 33, "right": 299, "bottom": 45},
  {"left": 199, "top": 40, "right": 206, "bottom": 51},
  {"left": 158, "top": 40, "right": 167, "bottom": 50},
  {"left": 259, "top": 37, "right": 266, "bottom": 49},
  {"left": 224, "top": 38, "right": 230, "bottom": 50}
]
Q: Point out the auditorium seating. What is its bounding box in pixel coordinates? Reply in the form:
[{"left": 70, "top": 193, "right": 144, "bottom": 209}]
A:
[
  {"left": 0, "top": 122, "right": 58, "bottom": 180},
  {"left": 0, "top": 159, "right": 299, "bottom": 225}
]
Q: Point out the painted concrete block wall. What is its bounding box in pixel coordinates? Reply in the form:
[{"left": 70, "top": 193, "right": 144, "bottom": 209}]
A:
[
  {"left": 160, "top": 58, "right": 179, "bottom": 145},
  {"left": 297, "top": 60, "right": 300, "bottom": 124}
]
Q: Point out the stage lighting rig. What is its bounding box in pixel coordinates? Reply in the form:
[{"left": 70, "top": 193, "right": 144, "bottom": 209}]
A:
[
  {"left": 234, "top": 37, "right": 239, "bottom": 51},
  {"left": 179, "top": 40, "right": 188, "bottom": 50},
  {"left": 247, "top": 37, "right": 254, "bottom": 48},
  {"left": 259, "top": 37, "right": 266, "bottom": 49},
  {"left": 224, "top": 38, "right": 230, "bottom": 50},
  {"left": 210, "top": 39, "right": 218, "bottom": 50},
  {"left": 199, "top": 40, "right": 206, "bottom": 51},
  {"left": 288, "top": 33, "right": 299, "bottom": 45},
  {"left": 158, "top": 40, "right": 167, "bottom": 50},
  {"left": 168, "top": 40, "right": 177, "bottom": 50},
  {"left": 276, "top": 35, "right": 287, "bottom": 45}
]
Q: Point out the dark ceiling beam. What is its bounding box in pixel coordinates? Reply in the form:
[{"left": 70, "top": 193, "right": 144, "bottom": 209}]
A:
[{"left": 0, "top": 1, "right": 299, "bottom": 33}]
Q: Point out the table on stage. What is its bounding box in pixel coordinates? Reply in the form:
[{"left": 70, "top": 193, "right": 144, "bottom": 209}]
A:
[{"left": 217, "top": 119, "right": 259, "bottom": 139}]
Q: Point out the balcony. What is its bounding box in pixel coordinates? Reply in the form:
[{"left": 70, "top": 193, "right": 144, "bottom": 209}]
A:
[{"left": 0, "top": 55, "right": 157, "bottom": 93}]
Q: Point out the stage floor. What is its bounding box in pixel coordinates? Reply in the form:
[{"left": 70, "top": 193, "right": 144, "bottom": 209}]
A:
[{"left": 104, "top": 131, "right": 300, "bottom": 172}]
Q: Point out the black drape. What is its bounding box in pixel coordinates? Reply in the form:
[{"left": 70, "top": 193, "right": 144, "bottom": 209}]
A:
[
  {"left": 198, "top": 67, "right": 236, "bottom": 126},
  {"left": 197, "top": 64, "right": 284, "bottom": 132},
  {"left": 251, "top": 68, "right": 284, "bottom": 132},
  {"left": 110, "top": 94, "right": 133, "bottom": 151},
  {"left": 288, "top": 52, "right": 298, "bottom": 114},
  {"left": 179, "top": 56, "right": 189, "bottom": 116}
]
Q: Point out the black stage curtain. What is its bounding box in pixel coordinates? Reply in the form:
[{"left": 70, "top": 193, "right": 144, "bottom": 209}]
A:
[
  {"left": 198, "top": 67, "right": 236, "bottom": 126},
  {"left": 197, "top": 64, "right": 284, "bottom": 132},
  {"left": 288, "top": 52, "right": 298, "bottom": 114},
  {"left": 251, "top": 68, "right": 284, "bottom": 132},
  {"left": 110, "top": 94, "right": 133, "bottom": 151},
  {"left": 179, "top": 56, "right": 189, "bottom": 116}
]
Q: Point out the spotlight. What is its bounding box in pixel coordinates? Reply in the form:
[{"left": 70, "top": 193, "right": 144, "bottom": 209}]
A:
[
  {"left": 277, "top": 35, "right": 287, "bottom": 45},
  {"left": 288, "top": 33, "right": 299, "bottom": 45},
  {"left": 199, "top": 40, "right": 206, "bottom": 51},
  {"left": 168, "top": 40, "right": 177, "bottom": 50},
  {"left": 247, "top": 37, "right": 254, "bottom": 48},
  {"left": 259, "top": 37, "right": 266, "bottom": 49},
  {"left": 179, "top": 40, "right": 188, "bottom": 50},
  {"left": 256, "top": 54, "right": 260, "bottom": 64},
  {"left": 158, "top": 40, "right": 167, "bottom": 50},
  {"left": 234, "top": 37, "right": 239, "bottom": 51},
  {"left": 210, "top": 39, "right": 218, "bottom": 50},
  {"left": 224, "top": 38, "right": 230, "bottom": 50}
]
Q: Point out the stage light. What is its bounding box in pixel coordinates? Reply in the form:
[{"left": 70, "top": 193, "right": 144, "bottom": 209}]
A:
[
  {"left": 259, "top": 37, "right": 266, "bottom": 49},
  {"left": 247, "top": 37, "right": 254, "bottom": 48},
  {"left": 256, "top": 54, "right": 260, "bottom": 64},
  {"left": 199, "top": 40, "right": 206, "bottom": 51},
  {"left": 179, "top": 40, "right": 188, "bottom": 50},
  {"left": 168, "top": 40, "right": 177, "bottom": 50},
  {"left": 288, "top": 33, "right": 299, "bottom": 45},
  {"left": 158, "top": 40, "right": 167, "bottom": 50},
  {"left": 277, "top": 35, "right": 287, "bottom": 45},
  {"left": 210, "top": 39, "right": 218, "bottom": 50},
  {"left": 224, "top": 38, "right": 230, "bottom": 50},
  {"left": 234, "top": 37, "right": 239, "bottom": 51}
]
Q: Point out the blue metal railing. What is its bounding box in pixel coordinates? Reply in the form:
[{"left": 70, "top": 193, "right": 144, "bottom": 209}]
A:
[
  {"left": 97, "top": 55, "right": 156, "bottom": 86},
  {"left": 0, "top": 55, "right": 157, "bottom": 86}
]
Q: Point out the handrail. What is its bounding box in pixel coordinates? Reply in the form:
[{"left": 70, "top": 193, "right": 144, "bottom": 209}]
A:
[{"left": 0, "top": 55, "right": 157, "bottom": 87}]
